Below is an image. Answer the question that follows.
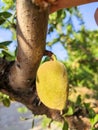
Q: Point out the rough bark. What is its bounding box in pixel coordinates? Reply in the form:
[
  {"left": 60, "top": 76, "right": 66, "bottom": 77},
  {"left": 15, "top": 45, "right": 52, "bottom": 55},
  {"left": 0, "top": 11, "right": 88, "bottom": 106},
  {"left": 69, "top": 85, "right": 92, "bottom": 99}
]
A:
[{"left": 8, "top": 0, "right": 49, "bottom": 91}]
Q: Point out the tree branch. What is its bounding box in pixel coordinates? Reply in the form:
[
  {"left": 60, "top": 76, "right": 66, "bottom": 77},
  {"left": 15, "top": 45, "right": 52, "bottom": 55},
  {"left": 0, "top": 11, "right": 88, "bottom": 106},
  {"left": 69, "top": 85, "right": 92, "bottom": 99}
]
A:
[{"left": 9, "top": 0, "right": 49, "bottom": 91}]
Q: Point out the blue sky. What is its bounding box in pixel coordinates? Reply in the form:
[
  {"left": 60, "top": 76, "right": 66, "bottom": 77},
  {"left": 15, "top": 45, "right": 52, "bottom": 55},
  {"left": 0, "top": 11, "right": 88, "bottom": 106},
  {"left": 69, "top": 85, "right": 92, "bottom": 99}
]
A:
[
  {"left": 0, "top": 2, "right": 98, "bottom": 60},
  {"left": 78, "top": 2, "right": 98, "bottom": 30}
]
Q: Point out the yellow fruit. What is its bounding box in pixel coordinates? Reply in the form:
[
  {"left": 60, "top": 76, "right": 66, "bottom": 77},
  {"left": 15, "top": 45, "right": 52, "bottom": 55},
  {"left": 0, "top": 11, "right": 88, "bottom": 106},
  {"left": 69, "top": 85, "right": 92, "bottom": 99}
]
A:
[{"left": 36, "top": 60, "right": 68, "bottom": 111}]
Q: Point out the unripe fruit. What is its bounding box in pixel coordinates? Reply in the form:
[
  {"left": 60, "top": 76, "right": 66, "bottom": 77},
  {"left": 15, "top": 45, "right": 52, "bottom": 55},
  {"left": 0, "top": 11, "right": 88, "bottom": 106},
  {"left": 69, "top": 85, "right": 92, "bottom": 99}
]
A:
[{"left": 36, "top": 60, "right": 68, "bottom": 111}]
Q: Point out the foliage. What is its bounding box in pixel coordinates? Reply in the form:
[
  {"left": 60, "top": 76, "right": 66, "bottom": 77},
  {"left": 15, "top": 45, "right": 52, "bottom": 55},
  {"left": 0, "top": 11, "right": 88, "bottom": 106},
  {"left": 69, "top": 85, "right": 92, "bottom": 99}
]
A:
[
  {"left": 48, "top": 9, "right": 98, "bottom": 90},
  {"left": 17, "top": 106, "right": 28, "bottom": 114},
  {"left": 0, "top": 92, "right": 10, "bottom": 107},
  {"left": 65, "top": 28, "right": 98, "bottom": 89},
  {"left": 0, "top": 0, "right": 98, "bottom": 130}
]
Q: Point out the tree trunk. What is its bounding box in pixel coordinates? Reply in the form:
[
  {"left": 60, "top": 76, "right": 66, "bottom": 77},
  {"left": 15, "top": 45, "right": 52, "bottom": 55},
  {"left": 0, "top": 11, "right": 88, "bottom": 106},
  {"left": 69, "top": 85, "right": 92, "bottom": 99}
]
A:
[{"left": 9, "top": 0, "right": 49, "bottom": 91}]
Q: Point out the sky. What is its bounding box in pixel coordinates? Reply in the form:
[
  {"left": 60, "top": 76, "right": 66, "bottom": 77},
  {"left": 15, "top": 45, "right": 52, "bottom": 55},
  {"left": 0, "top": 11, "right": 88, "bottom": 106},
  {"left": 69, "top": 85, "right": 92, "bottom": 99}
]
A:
[
  {"left": 78, "top": 2, "right": 98, "bottom": 30},
  {"left": 0, "top": 1, "right": 98, "bottom": 60}
]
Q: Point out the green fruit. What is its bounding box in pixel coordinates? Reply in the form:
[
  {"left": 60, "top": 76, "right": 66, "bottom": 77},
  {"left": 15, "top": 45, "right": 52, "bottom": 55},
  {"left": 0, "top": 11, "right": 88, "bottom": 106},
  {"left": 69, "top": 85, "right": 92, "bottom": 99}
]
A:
[{"left": 36, "top": 60, "right": 68, "bottom": 111}]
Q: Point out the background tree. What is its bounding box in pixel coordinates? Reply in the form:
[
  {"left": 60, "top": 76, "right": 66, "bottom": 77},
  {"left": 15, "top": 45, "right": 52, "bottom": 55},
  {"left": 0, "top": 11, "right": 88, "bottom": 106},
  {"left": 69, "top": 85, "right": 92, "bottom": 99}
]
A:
[{"left": 0, "top": 0, "right": 98, "bottom": 130}]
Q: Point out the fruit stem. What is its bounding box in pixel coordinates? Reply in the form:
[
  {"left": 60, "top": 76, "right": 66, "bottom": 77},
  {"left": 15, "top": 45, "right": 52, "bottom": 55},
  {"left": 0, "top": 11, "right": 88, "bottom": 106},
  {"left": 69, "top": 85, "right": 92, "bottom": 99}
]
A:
[
  {"left": 51, "top": 54, "right": 57, "bottom": 61},
  {"left": 44, "top": 50, "right": 57, "bottom": 61}
]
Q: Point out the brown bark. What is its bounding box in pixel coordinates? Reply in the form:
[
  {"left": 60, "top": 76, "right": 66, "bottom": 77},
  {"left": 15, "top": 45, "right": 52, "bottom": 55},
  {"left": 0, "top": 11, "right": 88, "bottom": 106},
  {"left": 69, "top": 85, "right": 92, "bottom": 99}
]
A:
[{"left": 9, "top": 0, "right": 49, "bottom": 91}]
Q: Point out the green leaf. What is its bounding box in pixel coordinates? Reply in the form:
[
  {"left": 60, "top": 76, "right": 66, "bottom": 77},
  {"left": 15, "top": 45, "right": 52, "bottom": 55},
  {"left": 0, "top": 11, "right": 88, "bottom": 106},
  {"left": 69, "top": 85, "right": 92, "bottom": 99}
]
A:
[
  {"left": 3, "top": 98, "right": 10, "bottom": 107},
  {"left": 89, "top": 108, "right": 96, "bottom": 119},
  {"left": 0, "top": 41, "right": 12, "bottom": 50},
  {"left": 64, "top": 106, "right": 74, "bottom": 116},
  {"left": 2, "top": 50, "right": 15, "bottom": 60},
  {"left": 76, "top": 95, "right": 82, "bottom": 106},
  {"left": 0, "top": 92, "right": 3, "bottom": 102},
  {"left": 83, "top": 103, "right": 90, "bottom": 109},
  {"left": 90, "top": 114, "right": 98, "bottom": 129},
  {"left": 42, "top": 116, "right": 52, "bottom": 128},
  {"left": 0, "top": 45, "right": 8, "bottom": 50},
  {"left": 17, "top": 107, "right": 28, "bottom": 113},
  {"left": 0, "top": 41, "right": 12, "bottom": 46},
  {"left": 1, "top": 0, "right": 14, "bottom": 10},
  {"left": 93, "top": 114, "right": 98, "bottom": 125},
  {"left": 0, "top": 12, "right": 12, "bottom": 25},
  {"left": 62, "top": 120, "right": 68, "bottom": 130}
]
